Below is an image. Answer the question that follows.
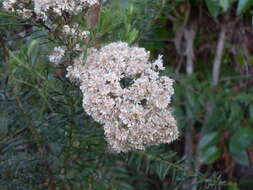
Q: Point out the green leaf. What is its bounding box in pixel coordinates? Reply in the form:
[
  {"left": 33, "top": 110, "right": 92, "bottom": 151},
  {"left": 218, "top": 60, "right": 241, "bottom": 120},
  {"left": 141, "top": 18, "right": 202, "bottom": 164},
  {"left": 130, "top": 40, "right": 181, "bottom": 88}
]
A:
[
  {"left": 229, "top": 103, "right": 243, "bottom": 122},
  {"left": 128, "top": 28, "right": 139, "bottom": 44},
  {"left": 198, "top": 132, "right": 220, "bottom": 151},
  {"left": 200, "top": 146, "right": 221, "bottom": 164},
  {"left": 230, "top": 148, "right": 250, "bottom": 165},
  {"left": 229, "top": 128, "right": 253, "bottom": 165},
  {"left": 227, "top": 183, "right": 240, "bottom": 190},
  {"left": 205, "top": 0, "right": 220, "bottom": 18},
  {"left": 236, "top": 55, "right": 245, "bottom": 65},
  {"left": 237, "top": 0, "right": 253, "bottom": 14},
  {"left": 230, "top": 128, "right": 253, "bottom": 148},
  {"left": 156, "top": 163, "right": 170, "bottom": 180},
  {"left": 219, "top": 0, "right": 232, "bottom": 12}
]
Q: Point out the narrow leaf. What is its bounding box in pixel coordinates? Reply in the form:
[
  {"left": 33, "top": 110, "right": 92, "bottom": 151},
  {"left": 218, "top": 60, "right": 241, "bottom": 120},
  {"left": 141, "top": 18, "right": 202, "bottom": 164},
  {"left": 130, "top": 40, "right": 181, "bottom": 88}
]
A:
[
  {"left": 205, "top": 0, "right": 220, "bottom": 18},
  {"left": 237, "top": 0, "right": 253, "bottom": 14}
]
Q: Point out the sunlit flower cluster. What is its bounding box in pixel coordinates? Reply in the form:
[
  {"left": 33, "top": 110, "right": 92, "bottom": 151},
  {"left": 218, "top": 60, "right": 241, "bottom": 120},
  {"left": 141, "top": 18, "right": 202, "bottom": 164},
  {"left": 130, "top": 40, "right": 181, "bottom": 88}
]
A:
[
  {"left": 63, "top": 24, "right": 90, "bottom": 42},
  {"left": 49, "top": 46, "right": 65, "bottom": 65},
  {"left": 66, "top": 42, "right": 179, "bottom": 153},
  {"left": 2, "top": 0, "right": 99, "bottom": 20}
]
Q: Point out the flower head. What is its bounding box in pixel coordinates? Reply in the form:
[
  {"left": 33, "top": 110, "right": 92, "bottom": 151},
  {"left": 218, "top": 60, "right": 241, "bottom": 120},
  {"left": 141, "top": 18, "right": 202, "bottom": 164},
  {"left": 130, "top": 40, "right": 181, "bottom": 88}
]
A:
[
  {"left": 2, "top": 0, "right": 99, "bottom": 20},
  {"left": 67, "top": 42, "right": 179, "bottom": 153},
  {"left": 49, "top": 46, "right": 65, "bottom": 65}
]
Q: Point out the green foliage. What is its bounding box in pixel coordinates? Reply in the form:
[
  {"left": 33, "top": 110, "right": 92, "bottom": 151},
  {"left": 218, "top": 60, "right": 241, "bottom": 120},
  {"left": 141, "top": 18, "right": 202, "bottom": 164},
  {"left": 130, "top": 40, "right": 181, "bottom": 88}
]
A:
[
  {"left": 1, "top": 40, "right": 104, "bottom": 189},
  {"left": 205, "top": 0, "right": 221, "bottom": 18},
  {"left": 1, "top": 0, "right": 253, "bottom": 189},
  {"left": 228, "top": 182, "right": 240, "bottom": 190},
  {"left": 198, "top": 132, "right": 221, "bottom": 164},
  {"left": 229, "top": 128, "right": 253, "bottom": 165},
  {"left": 131, "top": 1, "right": 253, "bottom": 188},
  {"left": 204, "top": 0, "right": 253, "bottom": 17},
  {"left": 95, "top": 0, "right": 139, "bottom": 44},
  {"left": 237, "top": 0, "right": 253, "bottom": 14}
]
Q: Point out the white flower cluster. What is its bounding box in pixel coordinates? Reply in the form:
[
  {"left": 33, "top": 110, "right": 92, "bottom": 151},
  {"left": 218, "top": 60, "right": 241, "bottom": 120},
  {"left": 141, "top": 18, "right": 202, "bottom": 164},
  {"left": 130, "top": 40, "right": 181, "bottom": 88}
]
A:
[
  {"left": 49, "top": 46, "right": 65, "bottom": 65},
  {"left": 34, "top": 0, "right": 98, "bottom": 20},
  {"left": 2, "top": 0, "right": 17, "bottom": 12},
  {"left": 63, "top": 24, "right": 90, "bottom": 42},
  {"left": 48, "top": 24, "right": 89, "bottom": 64},
  {"left": 3, "top": 0, "right": 34, "bottom": 19},
  {"left": 2, "top": 0, "right": 99, "bottom": 20},
  {"left": 66, "top": 42, "right": 179, "bottom": 153},
  {"left": 2, "top": 1, "right": 94, "bottom": 65}
]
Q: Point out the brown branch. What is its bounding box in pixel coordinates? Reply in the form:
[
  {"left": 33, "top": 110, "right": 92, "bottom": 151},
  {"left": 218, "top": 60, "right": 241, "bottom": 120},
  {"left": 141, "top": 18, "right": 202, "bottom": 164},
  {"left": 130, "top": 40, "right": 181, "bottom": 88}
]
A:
[
  {"left": 185, "top": 21, "right": 197, "bottom": 75},
  {"left": 0, "top": 34, "right": 9, "bottom": 72},
  {"left": 181, "top": 2, "right": 198, "bottom": 190},
  {"left": 212, "top": 24, "right": 227, "bottom": 86},
  {"left": 86, "top": 2, "right": 101, "bottom": 29}
]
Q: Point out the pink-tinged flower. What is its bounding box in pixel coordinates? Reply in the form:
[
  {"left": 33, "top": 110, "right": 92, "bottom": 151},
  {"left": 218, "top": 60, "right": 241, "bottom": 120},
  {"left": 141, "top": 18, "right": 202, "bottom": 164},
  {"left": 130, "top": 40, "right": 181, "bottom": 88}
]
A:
[{"left": 67, "top": 42, "right": 179, "bottom": 153}]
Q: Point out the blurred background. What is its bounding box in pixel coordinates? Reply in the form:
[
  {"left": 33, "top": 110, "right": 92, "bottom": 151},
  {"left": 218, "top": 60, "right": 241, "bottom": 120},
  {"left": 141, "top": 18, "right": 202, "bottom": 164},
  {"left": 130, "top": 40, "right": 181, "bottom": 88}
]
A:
[{"left": 0, "top": 0, "right": 253, "bottom": 189}]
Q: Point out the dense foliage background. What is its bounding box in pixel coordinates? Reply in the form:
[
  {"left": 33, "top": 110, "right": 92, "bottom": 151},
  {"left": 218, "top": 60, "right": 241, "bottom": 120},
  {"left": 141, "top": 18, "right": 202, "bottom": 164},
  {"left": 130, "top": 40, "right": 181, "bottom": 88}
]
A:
[{"left": 0, "top": 0, "right": 253, "bottom": 189}]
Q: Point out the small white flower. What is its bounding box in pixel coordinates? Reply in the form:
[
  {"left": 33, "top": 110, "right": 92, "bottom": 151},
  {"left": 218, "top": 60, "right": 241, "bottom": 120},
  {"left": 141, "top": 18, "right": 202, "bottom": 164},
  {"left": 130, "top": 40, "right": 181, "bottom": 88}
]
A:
[{"left": 49, "top": 46, "right": 65, "bottom": 65}]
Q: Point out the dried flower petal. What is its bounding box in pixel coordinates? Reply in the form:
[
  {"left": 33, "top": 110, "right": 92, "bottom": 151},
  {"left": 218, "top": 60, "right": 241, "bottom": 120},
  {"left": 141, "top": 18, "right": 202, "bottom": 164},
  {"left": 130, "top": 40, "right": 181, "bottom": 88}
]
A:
[{"left": 67, "top": 42, "right": 179, "bottom": 153}]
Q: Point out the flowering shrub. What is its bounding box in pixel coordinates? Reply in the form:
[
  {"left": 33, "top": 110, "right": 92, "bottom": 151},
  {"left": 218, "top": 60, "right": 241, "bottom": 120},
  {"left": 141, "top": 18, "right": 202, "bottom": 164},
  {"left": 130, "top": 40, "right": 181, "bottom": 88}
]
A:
[
  {"left": 3, "top": 0, "right": 96, "bottom": 65},
  {"left": 2, "top": 0, "right": 179, "bottom": 153},
  {"left": 3, "top": 0, "right": 250, "bottom": 189}
]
